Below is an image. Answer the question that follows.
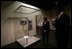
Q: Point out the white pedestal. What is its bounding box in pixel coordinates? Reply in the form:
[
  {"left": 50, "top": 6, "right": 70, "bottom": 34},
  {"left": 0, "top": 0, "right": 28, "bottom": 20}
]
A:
[{"left": 17, "top": 36, "right": 40, "bottom": 48}]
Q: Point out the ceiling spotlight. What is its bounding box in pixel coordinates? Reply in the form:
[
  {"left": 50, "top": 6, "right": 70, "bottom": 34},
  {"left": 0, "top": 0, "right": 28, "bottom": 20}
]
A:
[{"left": 55, "top": 2, "right": 58, "bottom": 4}]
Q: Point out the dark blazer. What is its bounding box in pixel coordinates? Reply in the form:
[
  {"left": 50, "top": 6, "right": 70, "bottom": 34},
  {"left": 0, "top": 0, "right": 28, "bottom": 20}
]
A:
[
  {"left": 42, "top": 21, "right": 50, "bottom": 34},
  {"left": 55, "top": 13, "right": 70, "bottom": 40}
]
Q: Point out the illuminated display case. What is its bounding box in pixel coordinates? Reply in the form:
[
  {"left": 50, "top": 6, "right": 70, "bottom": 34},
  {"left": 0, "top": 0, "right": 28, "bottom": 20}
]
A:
[{"left": 13, "top": 4, "right": 40, "bottom": 48}]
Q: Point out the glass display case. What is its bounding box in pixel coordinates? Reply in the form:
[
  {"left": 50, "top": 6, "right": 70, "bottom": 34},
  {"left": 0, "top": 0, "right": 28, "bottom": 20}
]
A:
[{"left": 13, "top": 5, "right": 40, "bottom": 47}]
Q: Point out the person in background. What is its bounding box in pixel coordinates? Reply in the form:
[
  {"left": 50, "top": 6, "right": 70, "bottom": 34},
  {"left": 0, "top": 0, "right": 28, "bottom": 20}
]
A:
[
  {"left": 55, "top": 7, "right": 70, "bottom": 48},
  {"left": 42, "top": 17, "right": 50, "bottom": 45}
]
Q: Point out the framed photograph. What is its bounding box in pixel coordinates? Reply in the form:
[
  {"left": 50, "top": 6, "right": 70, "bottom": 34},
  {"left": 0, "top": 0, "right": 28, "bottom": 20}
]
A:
[
  {"left": 20, "top": 17, "right": 28, "bottom": 25},
  {"left": 28, "top": 20, "right": 32, "bottom": 30}
]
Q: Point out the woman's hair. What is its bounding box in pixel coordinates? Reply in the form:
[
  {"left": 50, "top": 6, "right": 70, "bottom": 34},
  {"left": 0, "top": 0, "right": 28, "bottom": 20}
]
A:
[
  {"left": 43, "top": 17, "right": 47, "bottom": 20},
  {"left": 57, "top": 6, "right": 63, "bottom": 12}
]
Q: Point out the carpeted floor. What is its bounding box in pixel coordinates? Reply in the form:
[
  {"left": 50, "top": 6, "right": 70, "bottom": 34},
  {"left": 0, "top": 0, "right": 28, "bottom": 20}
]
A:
[
  {"left": 1, "top": 41, "right": 57, "bottom": 48},
  {"left": 1, "top": 31, "right": 71, "bottom": 48}
]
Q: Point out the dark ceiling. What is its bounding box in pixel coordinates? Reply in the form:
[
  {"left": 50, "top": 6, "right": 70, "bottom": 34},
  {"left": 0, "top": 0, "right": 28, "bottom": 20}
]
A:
[{"left": 19, "top": 0, "right": 71, "bottom": 10}]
